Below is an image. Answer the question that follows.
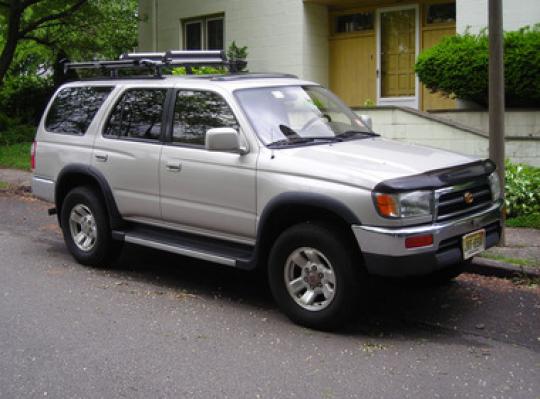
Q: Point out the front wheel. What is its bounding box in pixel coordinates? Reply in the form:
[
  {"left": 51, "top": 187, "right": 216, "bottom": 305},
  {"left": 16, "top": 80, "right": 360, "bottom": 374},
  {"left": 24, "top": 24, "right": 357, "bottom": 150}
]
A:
[
  {"left": 60, "top": 186, "right": 122, "bottom": 267},
  {"left": 268, "top": 223, "right": 365, "bottom": 330}
]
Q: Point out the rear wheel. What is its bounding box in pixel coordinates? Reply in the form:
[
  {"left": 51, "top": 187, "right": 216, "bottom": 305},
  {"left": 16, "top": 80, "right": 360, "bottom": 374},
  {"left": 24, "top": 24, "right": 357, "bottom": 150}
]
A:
[
  {"left": 268, "top": 223, "right": 365, "bottom": 330},
  {"left": 60, "top": 186, "right": 122, "bottom": 267}
]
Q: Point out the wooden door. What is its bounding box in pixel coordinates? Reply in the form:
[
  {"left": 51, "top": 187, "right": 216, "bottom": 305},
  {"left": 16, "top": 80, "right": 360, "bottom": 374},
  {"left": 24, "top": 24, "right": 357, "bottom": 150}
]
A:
[
  {"left": 329, "top": 34, "right": 376, "bottom": 107},
  {"left": 379, "top": 8, "right": 416, "bottom": 98}
]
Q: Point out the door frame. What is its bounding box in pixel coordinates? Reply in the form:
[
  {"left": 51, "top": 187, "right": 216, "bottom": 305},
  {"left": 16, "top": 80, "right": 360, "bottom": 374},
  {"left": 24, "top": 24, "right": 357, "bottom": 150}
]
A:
[{"left": 375, "top": 4, "right": 420, "bottom": 109}]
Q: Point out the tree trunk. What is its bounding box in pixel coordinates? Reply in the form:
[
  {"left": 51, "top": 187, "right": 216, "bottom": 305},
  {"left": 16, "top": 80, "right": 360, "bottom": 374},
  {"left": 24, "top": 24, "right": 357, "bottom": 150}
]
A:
[{"left": 0, "top": 3, "right": 23, "bottom": 85}]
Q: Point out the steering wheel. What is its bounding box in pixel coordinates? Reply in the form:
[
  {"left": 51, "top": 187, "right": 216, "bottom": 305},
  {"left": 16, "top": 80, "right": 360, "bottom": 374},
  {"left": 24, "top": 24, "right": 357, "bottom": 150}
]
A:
[{"left": 298, "top": 114, "right": 331, "bottom": 133}]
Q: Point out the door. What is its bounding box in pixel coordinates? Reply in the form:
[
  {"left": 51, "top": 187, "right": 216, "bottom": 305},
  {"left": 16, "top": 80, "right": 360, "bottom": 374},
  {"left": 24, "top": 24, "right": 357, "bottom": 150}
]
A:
[
  {"left": 159, "top": 89, "right": 257, "bottom": 243},
  {"left": 92, "top": 87, "right": 167, "bottom": 221},
  {"left": 377, "top": 6, "right": 419, "bottom": 108},
  {"left": 330, "top": 34, "right": 376, "bottom": 107}
]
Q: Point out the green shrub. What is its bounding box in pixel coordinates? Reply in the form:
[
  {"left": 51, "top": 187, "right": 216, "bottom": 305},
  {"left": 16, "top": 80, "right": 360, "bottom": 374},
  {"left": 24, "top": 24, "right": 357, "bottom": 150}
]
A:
[
  {"left": 504, "top": 161, "right": 540, "bottom": 218},
  {"left": 415, "top": 25, "right": 540, "bottom": 107},
  {"left": 227, "top": 41, "right": 248, "bottom": 72},
  {"left": 172, "top": 66, "right": 225, "bottom": 75},
  {"left": 0, "top": 74, "right": 54, "bottom": 125},
  {"left": 0, "top": 113, "right": 35, "bottom": 146}
]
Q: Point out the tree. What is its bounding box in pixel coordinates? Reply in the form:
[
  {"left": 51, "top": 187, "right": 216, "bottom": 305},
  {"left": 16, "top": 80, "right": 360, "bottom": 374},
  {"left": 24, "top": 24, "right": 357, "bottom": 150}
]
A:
[
  {"left": 0, "top": 0, "right": 88, "bottom": 85},
  {"left": 0, "top": 0, "right": 138, "bottom": 126},
  {"left": 0, "top": 0, "right": 138, "bottom": 85}
]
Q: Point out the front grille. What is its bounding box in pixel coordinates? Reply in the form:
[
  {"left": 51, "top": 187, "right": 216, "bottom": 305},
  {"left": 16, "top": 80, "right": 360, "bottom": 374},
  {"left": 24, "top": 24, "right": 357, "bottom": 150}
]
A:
[{"left": 435, "top": 179, "right": 492, "bottom": 221}]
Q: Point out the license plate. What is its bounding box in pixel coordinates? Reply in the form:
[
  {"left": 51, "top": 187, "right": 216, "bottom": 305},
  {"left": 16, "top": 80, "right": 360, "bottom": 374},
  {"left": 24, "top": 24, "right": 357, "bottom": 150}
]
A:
[{"left": 462, "top": 229, "right": 486, "bottom": 260}]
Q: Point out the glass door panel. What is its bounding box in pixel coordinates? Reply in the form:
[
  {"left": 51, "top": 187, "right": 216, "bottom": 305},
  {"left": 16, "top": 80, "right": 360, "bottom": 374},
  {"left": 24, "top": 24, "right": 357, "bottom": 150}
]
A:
[{"left": 380, "top": 9, "right": 416, "bottom": 98}]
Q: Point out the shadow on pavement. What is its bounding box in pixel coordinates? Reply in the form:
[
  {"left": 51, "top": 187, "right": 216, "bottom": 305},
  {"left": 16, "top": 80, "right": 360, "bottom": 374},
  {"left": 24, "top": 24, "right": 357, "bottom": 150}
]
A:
[
  {"left": 101, "top": 243, "right": 539, "bottom": 350},
  {"left": 38, "top": 235, "right": 540, "bottom": 351}
]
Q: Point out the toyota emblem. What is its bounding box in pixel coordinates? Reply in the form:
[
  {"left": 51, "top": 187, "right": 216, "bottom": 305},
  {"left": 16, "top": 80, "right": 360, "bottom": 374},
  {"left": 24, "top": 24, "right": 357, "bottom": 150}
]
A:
[{"left": 463, "top": 192, "right": 474, "bottom": 205}]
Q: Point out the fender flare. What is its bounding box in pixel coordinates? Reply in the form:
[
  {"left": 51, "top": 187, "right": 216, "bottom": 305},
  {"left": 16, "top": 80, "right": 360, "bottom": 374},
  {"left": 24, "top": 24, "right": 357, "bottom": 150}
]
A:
[
  {"left": 55, "top": 164, "right": 123, "bottom": 229},
  {"left": 237, "top": 192, "right": 361, "bottom": 270}
]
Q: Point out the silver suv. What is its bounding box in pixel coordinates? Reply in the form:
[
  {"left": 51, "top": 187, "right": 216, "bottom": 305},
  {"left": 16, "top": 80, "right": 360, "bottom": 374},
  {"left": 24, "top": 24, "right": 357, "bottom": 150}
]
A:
[{"left": 32, "top": 51, "right": 503, "bottom": 329}]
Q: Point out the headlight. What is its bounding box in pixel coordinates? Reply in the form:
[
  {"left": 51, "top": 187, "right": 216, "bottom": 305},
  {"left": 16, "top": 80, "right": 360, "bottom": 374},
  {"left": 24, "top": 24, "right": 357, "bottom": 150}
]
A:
[
  {"left": 373, "top": 191, "right": 433, "bottom": 218},
  {"left": 488, "top": 172, "right": 502, "bottom": 201}
]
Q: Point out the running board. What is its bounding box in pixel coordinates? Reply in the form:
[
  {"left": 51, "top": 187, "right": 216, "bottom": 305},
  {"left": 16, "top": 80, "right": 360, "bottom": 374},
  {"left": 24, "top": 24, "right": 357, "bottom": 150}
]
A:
[{"left": 112, "top": 224, "right": 254, "bottom": 268}]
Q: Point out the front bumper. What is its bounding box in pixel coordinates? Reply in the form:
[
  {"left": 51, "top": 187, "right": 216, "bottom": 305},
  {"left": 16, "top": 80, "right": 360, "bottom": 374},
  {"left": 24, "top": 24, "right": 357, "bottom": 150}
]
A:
[{"left": 352, "top": 200, "right": 503, "bottom": 277}]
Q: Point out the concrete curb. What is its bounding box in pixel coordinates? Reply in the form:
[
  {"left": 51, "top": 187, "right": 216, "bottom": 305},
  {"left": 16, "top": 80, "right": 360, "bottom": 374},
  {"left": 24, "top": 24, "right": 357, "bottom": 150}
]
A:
[{"left": 468, "top": 257, "right": 540, "bottom": 279}]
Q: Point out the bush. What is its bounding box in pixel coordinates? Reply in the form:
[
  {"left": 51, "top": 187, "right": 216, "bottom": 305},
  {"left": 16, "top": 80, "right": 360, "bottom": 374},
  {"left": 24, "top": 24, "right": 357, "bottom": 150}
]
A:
[
  {"left": 0, "top": 113, "right": 35, "bottom": 146},
  {"left": 172, "top": 66, "right": 225, "bottom": 75},
  {"left": 504, "top": 161, "right": 540, "bottom": 218},
  {"left": 0, "top": 74, "right": 54, "bottom": 126},
  {"left": 415, "top": 25, "right": 540, "bottom": 107}
]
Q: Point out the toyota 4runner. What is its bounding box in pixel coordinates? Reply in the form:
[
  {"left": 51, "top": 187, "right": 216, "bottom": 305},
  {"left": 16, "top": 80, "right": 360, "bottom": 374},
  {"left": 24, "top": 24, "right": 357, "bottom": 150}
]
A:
[{"left": 31, "top": 51, "right": 503, "bottom": 329}]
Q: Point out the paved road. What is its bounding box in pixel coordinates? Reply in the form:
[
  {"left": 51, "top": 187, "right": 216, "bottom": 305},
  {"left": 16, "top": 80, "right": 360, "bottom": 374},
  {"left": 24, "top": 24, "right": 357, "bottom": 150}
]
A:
[{"left": 0, "top": 192, "right": 539, "bottom": 399}]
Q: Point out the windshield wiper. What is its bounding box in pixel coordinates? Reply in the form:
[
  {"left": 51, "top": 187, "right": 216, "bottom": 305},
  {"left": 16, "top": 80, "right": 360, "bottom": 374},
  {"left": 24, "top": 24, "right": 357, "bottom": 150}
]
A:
[
  {"left": 267, "top": 136, "right": 342, "bottom": 148},
  {"left": 267, "top": 124, "right": 344, "bottom": 148},
  {"left": 336, "top": 130, "right": 380, "bottom": 140}
]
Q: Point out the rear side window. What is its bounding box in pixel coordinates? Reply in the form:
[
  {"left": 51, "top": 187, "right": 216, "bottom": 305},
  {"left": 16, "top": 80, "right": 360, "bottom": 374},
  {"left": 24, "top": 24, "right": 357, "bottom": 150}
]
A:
[
  {"left": 104, "top": 88, "right": 167, "bottom": 141},
  {"left": 45, "top": 86, "right": 113, "bottom": 135}
]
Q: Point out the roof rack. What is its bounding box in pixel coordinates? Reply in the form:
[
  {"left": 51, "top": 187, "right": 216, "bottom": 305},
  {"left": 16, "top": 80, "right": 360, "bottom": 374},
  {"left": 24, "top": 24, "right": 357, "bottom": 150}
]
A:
[
  {"left": 64, "top": 50, "right": 248, "bottom": 78},
  {"left": 211, "top": 73, "right": 298, "bottom": 81}
]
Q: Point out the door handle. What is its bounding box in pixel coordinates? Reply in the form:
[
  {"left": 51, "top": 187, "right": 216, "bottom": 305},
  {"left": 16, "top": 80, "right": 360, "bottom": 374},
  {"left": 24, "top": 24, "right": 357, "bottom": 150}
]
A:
[
  {"left": 94, "top": 153, "right": 108, "bottom": 162},
  {"left": 165, "top": 160, "right": 182, "bottom": 172}
]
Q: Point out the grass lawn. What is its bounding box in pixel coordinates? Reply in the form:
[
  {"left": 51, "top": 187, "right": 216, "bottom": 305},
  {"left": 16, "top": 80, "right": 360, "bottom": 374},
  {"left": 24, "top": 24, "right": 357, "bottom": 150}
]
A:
[
  {"left": 506, "top": 214, "right": 540, "bottom": 230},
  {"left": 0, "top": 181, "right": 9, "bottom": 189},
  {"left": 0, "top": 142, "right": 31, "bottom": 170},
  {"left": 480, "top": 252, "right": 538, "bottom": 268}
]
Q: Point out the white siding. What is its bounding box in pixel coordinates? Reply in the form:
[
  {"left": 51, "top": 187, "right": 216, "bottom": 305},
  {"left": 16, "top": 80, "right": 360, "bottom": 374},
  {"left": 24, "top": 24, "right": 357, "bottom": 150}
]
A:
[
  {"left": 302, "top": 3, "right": 329, "bottom": 85},
  {"left": 138, "top": 0, "right": 328, "bottom": 83},
  {"left": 456, "top": 0, "right": 540, "bottom": 34}
]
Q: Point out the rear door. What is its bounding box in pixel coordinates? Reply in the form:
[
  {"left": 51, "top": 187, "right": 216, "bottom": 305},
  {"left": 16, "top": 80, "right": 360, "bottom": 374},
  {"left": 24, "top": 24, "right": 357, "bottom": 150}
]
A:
[
  {"left": 92, "top": 86, "right": 169, "bottom": 221},
  {"left": 159, "top": 88, "right": 257, "bottom": 243}
]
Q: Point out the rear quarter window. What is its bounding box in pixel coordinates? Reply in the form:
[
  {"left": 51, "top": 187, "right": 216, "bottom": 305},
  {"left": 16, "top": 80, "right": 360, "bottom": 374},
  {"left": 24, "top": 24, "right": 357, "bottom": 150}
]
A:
[{"left": 45, "top": 86, "right": 114, "bottom": 135}]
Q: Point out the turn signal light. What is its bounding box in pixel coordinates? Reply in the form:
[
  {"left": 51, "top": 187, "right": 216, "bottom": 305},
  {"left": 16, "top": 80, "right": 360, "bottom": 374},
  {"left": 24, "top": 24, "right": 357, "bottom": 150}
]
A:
[
  {"left": 405, "top": 234, "right": 433, "bottom": 249},
  {"left": 375, "top": 193, "right": 398, "bottom": 218}
]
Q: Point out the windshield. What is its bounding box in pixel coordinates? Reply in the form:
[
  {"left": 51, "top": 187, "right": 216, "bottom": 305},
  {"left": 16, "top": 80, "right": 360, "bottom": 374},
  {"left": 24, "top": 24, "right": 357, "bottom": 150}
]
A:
[{"left": 235, "top": 85, "right": 376, "bottom": 147}]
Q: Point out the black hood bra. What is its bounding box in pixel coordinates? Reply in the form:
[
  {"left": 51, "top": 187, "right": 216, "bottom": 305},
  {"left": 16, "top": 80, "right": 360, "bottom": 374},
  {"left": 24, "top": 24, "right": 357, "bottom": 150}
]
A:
[{"left": 374, "top": 159, "right": 496, "bottom": 193}]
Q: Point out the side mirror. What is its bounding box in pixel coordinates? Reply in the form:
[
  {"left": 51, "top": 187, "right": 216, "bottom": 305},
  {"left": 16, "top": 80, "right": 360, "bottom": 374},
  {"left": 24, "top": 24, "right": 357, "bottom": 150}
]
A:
[
  {"left": 359, "top": 114, "right": 373, "bottom": 130},
  {"left": 205, "top": 128, "right": 248, "bottom": 154}
]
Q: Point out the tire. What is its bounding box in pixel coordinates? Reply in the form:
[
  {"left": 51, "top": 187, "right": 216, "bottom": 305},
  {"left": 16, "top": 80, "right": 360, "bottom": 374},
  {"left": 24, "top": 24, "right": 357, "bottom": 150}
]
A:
[
  {"left": 60, "top": 186, "right": 122, "bottom": 267},
  {"left": 268, "top": 222, "right": 365, "bottom": 330}
]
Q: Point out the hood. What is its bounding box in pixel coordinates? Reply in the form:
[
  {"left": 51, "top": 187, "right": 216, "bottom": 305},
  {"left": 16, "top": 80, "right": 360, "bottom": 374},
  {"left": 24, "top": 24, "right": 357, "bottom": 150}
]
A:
[{"left": 265, "top": 137, "right": 479, "bottom": 190}]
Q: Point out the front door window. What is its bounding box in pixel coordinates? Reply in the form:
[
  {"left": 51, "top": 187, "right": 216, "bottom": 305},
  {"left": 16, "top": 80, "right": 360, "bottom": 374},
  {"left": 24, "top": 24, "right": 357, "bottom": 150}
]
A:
[{"left": 380, "top": 8, "right": 416, "bottom": 98}]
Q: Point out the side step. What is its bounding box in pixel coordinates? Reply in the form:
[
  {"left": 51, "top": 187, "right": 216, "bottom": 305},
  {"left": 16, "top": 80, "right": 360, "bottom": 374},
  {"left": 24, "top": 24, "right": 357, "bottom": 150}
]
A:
[{"left": 112, "top": 224, "right": 254, "bottom": 268}]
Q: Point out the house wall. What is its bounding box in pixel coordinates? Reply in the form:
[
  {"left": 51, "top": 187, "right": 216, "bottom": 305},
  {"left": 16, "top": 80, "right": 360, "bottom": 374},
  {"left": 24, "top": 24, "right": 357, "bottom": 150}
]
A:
[
  {"left": 428, "top": 110, "right": 540, "bottom": 138},
  {"left": 137, "top": 0, "right": 329, "bottom": 85},
  {"left": 355, "top": 108, "right": 540, "bottom": 166},
  {"left": 456, "top": 0, "right": 540, "bottom": 34}
]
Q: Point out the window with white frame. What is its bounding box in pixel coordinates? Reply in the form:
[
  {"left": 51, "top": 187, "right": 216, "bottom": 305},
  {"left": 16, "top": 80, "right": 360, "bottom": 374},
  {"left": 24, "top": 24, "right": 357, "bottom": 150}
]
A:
[{"left": 183, "top": 15, "right": 224, "bottom": 50}]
